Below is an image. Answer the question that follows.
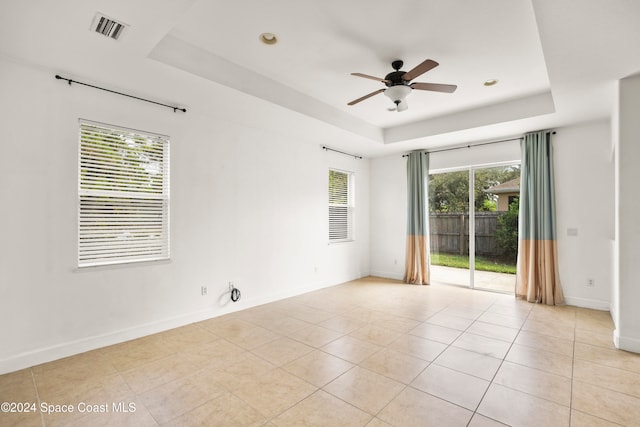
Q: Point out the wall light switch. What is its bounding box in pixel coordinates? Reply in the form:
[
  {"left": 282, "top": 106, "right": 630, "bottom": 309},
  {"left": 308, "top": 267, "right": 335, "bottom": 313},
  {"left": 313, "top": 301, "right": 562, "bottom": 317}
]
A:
[{"left": 567, "top": 228, "right": 578, "bottom": 237}]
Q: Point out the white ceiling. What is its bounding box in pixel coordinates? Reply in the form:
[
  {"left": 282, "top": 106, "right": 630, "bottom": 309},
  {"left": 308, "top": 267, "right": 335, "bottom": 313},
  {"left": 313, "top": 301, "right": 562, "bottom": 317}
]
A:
[
  {"left": 167, "top": 0, "right": 550, "bottom": 128},
  {"left": 1, "top": 0, "right": 639, "bottom": 157}
]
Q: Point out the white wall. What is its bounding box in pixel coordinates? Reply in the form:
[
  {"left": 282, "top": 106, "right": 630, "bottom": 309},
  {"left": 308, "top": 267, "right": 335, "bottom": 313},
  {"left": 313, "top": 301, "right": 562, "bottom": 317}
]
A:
[
  {"left": 370, "top": 121, "right": 615, "bottom": 311},
  {"left": 611, "top": 82, "right": 620, "bottom": 331},
  {"left": 0, "top": 57, "right": 370, "bottom": 373},
  {"left": 554, "top": 120, "right": 614, "bottom": 310},
  {"left": 370, "top": 154, "right": 407, "bottom": 280},
  {"left": 614, "top": 73, "right": 640, "bottom": 352}
]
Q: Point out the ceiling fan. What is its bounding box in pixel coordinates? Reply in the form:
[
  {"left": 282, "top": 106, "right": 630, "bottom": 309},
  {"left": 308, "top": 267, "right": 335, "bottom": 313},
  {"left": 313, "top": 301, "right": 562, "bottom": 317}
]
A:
[{"left": 348, "top": 59, "right": 457, "bottom": 112}]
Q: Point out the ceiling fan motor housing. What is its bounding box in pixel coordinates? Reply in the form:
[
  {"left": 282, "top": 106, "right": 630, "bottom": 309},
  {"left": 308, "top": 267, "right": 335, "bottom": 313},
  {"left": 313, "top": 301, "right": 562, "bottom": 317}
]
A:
[
  {"left": 384, "top": 70, "right": 409, "bottom": 87},
  {"left": 384, "top": 59, "right": 409, "bottom": 87}
]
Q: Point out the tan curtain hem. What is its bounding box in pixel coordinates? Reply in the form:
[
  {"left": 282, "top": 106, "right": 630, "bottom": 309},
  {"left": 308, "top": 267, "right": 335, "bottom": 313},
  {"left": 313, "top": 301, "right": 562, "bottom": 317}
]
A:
[
  {"left": 516, "top": 239, "right": 564, "bottom": 305},
  {"left": 404, "top": 235, "right": 430, "bottom": 285}
]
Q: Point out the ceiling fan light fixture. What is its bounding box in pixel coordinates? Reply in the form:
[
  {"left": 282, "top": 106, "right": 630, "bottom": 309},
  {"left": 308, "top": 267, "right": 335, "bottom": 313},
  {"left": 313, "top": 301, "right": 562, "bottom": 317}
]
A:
[
  {"left": 384, "top": 85, "right": 411, "bottom": 104},
  {"left": 259, "top": 32, "right": 278, "bottom": 45}
]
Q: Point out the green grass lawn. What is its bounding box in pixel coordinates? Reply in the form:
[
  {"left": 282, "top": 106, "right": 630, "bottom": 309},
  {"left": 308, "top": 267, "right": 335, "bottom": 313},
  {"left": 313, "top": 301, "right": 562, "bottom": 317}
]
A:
[{"left": 431, "top": 253, "right": 516, "bottom": 274}]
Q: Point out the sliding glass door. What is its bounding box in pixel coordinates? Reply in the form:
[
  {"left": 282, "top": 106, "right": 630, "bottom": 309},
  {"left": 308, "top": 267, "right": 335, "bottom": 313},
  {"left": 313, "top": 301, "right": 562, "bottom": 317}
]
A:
[
  {"left": 429, "top": 164, "right": 520, "bottom": 293},
  {"left": 429, "top": 170, "right": 470, "bottom": 288},
  {"left": 473, "top": 165, "right": 520, "bottom": 292}
]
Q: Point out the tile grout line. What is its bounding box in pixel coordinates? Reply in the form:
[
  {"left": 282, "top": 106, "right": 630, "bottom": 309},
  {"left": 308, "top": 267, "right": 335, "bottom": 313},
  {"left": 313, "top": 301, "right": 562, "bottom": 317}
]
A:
[
  {"left": 398, "top": 294, "right": 532, "bottom": 425},
  {"left": 289, "top": 296, "right": 464, "bottom": 423},
  {"left": 569, "top": 316, "right": 576, "bottom": 427},
  {"left": 30, "top": 368, "right": 45, "bottom": 427},
  {"left": 466, "top": 298, "right": 535, "bottom": 426},
  {"left": 227, "top": 305, "right": 394, "bottom": 424},
  {"left": 10, "top": 280, "right": 628, "bottom": 426},
  {"left": 229, "top": 285, "right": 616, "bottom": 425},
  {"left": 312, "top": 298, "right": 628, "bottom": 426},
  {"left": 371, "top": 295, "right": 514, "bottom": 426}
]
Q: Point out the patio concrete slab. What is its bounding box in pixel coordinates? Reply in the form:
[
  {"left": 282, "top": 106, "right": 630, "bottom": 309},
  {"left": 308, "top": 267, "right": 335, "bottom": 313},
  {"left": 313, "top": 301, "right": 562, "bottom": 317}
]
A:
[{"left": 431, "top": 265, "right": 515, "bottom": 294}]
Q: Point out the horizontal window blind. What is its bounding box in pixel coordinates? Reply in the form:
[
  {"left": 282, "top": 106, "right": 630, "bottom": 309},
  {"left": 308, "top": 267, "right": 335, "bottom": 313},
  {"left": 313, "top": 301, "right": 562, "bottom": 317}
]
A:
[
  {"left": 78, "top": 121, "right": 169, "bottom": 267},
  {"left": 328, "top": 169, "right": 353, "bottom": 242}
]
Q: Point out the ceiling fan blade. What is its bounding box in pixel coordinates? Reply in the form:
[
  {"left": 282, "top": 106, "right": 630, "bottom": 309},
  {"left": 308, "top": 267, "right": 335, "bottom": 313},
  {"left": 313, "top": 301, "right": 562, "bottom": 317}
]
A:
[
  {"left": 347, "top": 89, "right": 385, "bottom": 105},
  {"left": 411, "top": 82, "right": 457, "bottom": 93},
  {"left": 351, "top": 73, "right": 389, "bottom": 84},
  {"left": 402, "top": 59, "right": 439, "bottom": 81}
]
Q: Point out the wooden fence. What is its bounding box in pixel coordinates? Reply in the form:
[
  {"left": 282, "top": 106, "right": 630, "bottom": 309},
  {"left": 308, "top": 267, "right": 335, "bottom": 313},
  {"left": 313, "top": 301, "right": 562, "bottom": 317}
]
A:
[{"left": 429, "top": 212, "right": 502, "bottom": 256}]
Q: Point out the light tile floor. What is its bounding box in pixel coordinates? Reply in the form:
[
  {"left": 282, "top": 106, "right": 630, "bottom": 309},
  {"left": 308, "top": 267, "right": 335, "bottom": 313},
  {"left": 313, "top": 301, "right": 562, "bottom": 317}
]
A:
[{"left": 1, "top": 276, "right": 639, "bottom": 426}]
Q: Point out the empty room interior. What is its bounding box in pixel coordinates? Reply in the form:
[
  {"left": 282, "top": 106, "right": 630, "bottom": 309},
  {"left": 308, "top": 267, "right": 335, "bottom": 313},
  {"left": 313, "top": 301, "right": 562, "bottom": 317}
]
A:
[{"left": 2, "top": 1, "right": 640, "bottom": 426}]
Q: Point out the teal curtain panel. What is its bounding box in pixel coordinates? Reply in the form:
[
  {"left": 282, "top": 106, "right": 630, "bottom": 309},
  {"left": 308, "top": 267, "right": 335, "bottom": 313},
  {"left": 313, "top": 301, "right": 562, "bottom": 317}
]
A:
[
  {"left": 404, "top": 151, "right": 430, "bottom": 285},
  {"left": 516, "top": 131, "right": 564, "bottom": 304}
]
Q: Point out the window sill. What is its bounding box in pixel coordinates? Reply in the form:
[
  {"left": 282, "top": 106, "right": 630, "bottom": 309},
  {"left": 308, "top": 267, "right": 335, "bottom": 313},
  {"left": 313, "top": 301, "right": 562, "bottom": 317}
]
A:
[
  {"left": 328, "top": 239, "right": 355, "bottom": 245},
  {"left": 75, "top": 258, "right": 171, "bottom": 272}
]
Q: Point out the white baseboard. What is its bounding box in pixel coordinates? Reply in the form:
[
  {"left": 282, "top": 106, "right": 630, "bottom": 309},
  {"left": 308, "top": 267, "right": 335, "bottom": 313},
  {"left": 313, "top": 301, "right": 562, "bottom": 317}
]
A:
[
  {"left": 563, "top": 296, "right": 610, "bottom": 311},
  {"left": 0, "top": 274, "right": 369, "bottom": 375},
  {"left": 0, "top": 308, "right": 217, "bottom": 375},
  {"left": 370, "top": 270, "right": 404, "bottom": 281},
  {"left": 614, "top": 329, "right": 640, "bottom": 354}
]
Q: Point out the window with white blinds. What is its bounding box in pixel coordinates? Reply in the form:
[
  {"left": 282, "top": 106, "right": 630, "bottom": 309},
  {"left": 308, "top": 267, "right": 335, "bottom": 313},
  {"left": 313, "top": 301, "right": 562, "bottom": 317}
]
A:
[
  {"left": 328, "top": 169, "right": 354, "bottom": 242},
  {"left": 78, "top": 120, "right": 170, "bottom": 267}
]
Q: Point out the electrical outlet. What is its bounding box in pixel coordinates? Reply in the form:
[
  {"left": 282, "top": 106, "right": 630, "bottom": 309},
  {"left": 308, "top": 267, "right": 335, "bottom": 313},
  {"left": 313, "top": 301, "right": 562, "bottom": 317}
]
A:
[
  {"left": 201, "top": 286, "right": 208, "bottom": 295},
  {"left": 587, "top": 279, "right": 594, "bottom": 287}
]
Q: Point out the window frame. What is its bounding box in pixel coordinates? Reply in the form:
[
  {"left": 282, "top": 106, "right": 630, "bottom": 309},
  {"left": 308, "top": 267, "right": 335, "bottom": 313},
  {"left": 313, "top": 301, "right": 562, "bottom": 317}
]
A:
[
  {"left": 328, "top": 168, "right": 355, "bottom": 243},
  {"left": 77, "top": 119, "right": 170, "bottom": 268}
]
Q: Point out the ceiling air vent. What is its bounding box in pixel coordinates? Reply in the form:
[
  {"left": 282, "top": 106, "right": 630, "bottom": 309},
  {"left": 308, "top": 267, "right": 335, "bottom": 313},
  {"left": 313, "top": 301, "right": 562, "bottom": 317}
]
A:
[{"left": 91, "top": 13, "right": 127, "bottom": 40}]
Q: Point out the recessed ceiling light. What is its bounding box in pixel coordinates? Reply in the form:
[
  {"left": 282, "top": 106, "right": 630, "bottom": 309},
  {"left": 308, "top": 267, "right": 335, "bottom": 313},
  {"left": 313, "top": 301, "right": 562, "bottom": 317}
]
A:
[
  {"left": 259, "top": 33, "right": 278, "bottom": 45},
  {"left": 484, "top": 79, "right": 498, "bottom": 87}
]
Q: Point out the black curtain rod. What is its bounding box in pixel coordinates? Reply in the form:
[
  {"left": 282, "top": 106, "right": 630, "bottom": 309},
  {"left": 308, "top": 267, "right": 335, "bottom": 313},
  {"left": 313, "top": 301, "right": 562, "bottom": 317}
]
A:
[
  {"left": 55, "top": 75, "right": 187, "bottom": 113},
  {"left": 322, "top": 146, "right": 363, "bottom": 159},
  {"left": 402, "top": 132, "right": 556, "bottom": 157}
]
